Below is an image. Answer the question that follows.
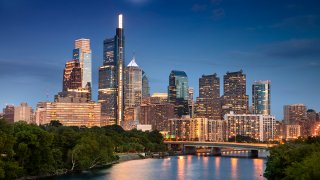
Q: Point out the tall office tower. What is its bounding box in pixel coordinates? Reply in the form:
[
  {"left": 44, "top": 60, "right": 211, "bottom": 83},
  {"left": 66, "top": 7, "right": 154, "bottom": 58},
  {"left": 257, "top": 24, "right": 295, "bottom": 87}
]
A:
[
  {"left": 73, "top": 38, "right": 92, "bottom": 89},
  {"left": 221, "top": 70, "right": 249, "bottom": 116},
  {"left": 195, "top": 74, "right": 221, "bottom": 120},
  {"left": 55, "top": 59, "right": 91, "bottom": 103},
  {"left": 62, "top": 60, "right": 82, "bottom": 91},
  {"left": 125, "top": 56, "right": 142, "bottom": 108},
  {"left": 252, "top": 80, "right": 271, "bottom": 115},
  {"left": 168, "top": 70, "right": 189, "bottom": 117},
  {"left": 124, "top": 56, "right": 142, "bottom": 125},
  {"left": 142, "top": 71, "right": 150, "bottom": 98},
  {"left": 3, "top": 105, "right": 14, "bottom": 123},
  {"left": 98, "top": 14, "right": 125, "bottom": 126},
  {"left": 283, "top": 104, "right": 307, "bottom": 125},
  {"left": 14, "top": 102, "right": 33, "bottom": 123}
]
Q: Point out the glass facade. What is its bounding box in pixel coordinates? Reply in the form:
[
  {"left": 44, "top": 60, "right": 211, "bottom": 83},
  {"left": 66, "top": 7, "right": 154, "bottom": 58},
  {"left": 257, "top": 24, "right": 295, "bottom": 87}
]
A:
[
  {"left": 74, "top": 39, "right": 92, "bottom": 90},
  {"left": 252, "top": 80, "right": 271, "bottom": 115},
  {"left": 168, "top": 70, "right": 189, "bottom": 117},
  {"left": 142, "top": 71, "right": 150, "bottom": 98},
  {"left": 98, "top": 14, "right": 125, "bottom": 126}
]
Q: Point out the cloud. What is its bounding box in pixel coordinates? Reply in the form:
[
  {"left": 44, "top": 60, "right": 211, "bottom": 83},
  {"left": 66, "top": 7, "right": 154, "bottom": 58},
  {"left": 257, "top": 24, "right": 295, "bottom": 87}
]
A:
[
  {"left": 270, "top": 15, "right": 320, "bottom": 29},
  {"left": 0, "top": 59, "right": 61, "bottom": 81},
  {"left": 211, "top": 8, "right": 225, "bottom": 20},
  {"left": 262, "top": 39, "right": 320, "bottom": 59},
  {"left": 192, "top": 4, "right": 207, "bottom": 12}
]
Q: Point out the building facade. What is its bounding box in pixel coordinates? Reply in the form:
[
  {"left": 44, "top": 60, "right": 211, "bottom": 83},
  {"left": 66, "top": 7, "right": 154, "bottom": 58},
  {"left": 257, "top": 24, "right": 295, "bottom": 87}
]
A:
[
  {"left": 73, "top": 38, "right": 92, "bottom": 89},
  {"left": 168, "top": 117, "right": 209, "bottom": 141},
  {"left": 283, "top": 104, "right": 307, "bottom": 125},
  {"left": 208, "top": 120, "right": 226, "bottom": 142},
  {"left": 224, "top": 112, "right": 276, "bottom": 142},
  {"left": 14, "top": 103, "right": 33, "bottom": 123},
  {"left": 252, "top": 80, "right": 271, "bottom": 115},
  {"left": 98, "top": 14, "right": 125, "bottom": 126},
  {"left": 195, "top": 74, "right": 221, "bottom": 120},
  {"left": 140, "top": 103, "right": 175, "bottom": 131},
  {"left": 36, "top": 102, "right": 101, "bottom": 127},
  {"left": 168, "top": 70, "right": 189, "bottom": 117},
  {"left": 222, "top": 70, "right": 249, "bottom": 116},
  {"left": 3, "top": 105, "right": 15, "bottom": 123},
  {"left": 142, "top": 71, "right": 150, "bottom": 98}
]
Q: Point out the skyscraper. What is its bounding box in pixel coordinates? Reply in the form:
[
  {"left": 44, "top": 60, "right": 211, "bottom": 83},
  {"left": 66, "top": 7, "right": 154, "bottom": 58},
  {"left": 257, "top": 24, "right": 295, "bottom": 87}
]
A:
[
  {"left": 55, "top": 39, "right": 92, "bottom": 103},
  {"left": 168, "top": 70, "right": 189, "bottom": 117},
  {"left": 195, "top": 74, "right": 221, "bottom": 120},
  {"left": 221, "top": 70, "right": 249, "bottom": 116},
  {"left": 73, "top": 38, "right": 92, "bottom": 89},
  {"left": 252, "top": 80, "right": 271, "bottom": 115},
  {"left": 99, "top": 14, "right": 125, "bottom": 126},
  {"left": 125, "top": 56, "right": 142, "bottom": 108},
  {"left": 142, "top": 71, "right": 150, "bottom": 98}
]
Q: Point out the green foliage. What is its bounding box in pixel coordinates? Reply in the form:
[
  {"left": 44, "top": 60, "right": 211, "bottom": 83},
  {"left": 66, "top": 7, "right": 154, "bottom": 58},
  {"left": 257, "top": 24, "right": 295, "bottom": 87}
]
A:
[
  {"left": 228, "top": 135, "right": 258, "bottom": 143},
  {"left": 0, "top": 119, "right": 164, "bottom": 178},
  {"left": 264, "top": 136, "right": 320, "bottom": 180}
]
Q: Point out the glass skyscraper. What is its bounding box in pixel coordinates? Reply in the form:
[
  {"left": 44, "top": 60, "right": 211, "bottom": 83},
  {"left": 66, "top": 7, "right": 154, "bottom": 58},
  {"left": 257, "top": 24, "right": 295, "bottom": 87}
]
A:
[
  {"left": 98, "top": 14, "right": 125, "bottom": 126},
  {"left": 168, "top": 70, "right": 189, "bottom": 117},
  {"left": 125, "top": 56, "right": 142, "bottom": 108},
  {"left": 142, "top": 71, "right": 150, "bottom": 98},
  {"left": 252, "top": 80, "right": 271, "bottom": 115}
]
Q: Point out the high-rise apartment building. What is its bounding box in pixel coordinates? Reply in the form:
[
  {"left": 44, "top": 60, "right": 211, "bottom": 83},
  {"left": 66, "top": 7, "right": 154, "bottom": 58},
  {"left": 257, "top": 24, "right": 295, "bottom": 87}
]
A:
[
  {"left": 208, "top": 120, "right": 226, "bottom": 142},
  {"left": 222, "top": 70, "right": 249, "bottom": 116},
  {"left": 168, "top": 70, "right": 189, "bottom": 117},
  {"left": 195, "top": 74, "right": 221, "bottom": 120},
  {"left": 283, "top": 104, "right": 307, "bottom": 125},
  {"left": 14, "top": 102, "right": 33, "bottom": 123},
  {"left": 168, "top": 117, "right": 208, "bottom": 141},
  {"left": 224, "top": 112, "right": 276, "bottom": 142},
  {"left": 252, "top": 80, "right": 271, "bottom": 115},
  {"left": 99, "top": 14, "right": 125, "bottom": 126},
  {"left": 3, "top": 105, "right": 14, "bottom": 123}
]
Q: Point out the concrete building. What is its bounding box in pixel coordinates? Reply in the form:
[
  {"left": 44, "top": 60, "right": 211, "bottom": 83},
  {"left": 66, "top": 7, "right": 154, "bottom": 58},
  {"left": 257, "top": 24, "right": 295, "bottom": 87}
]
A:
[
  {"left": 195, "top": 74, "right": 221, "bottom": 120},
  {"left": 208, "top": 120, "right": 226, "bottom": 142},
  {"left": 224, "top": 112, "right": 276, "bottom": 142},
  {"left": 283, "top": 104, "right": 307, "bottom": 124},
  {"left": 14, "top": 103, "right": 33, "bottom": 123},
  {"left": 3, "top": 105, "right": 14, "bottom": 123},
  {"left": 168, "top": 117, "right": 208, "bottom": 141},
  {"left": 284, "top": 124, "right": 301, "bottom": 140},
  {"left": 140, "top": 102, "right": 175, "bottom": 131},
  {"left": 36, "top": 102, "right": 101, "bottom": 127},
  {"left": 222, "top": 70, "right": 249, "bottom": 116}
]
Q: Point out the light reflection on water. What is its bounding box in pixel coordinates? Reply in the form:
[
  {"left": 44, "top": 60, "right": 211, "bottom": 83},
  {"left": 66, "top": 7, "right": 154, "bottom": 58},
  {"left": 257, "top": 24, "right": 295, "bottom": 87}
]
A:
[{"left": 54, "top": 156, "right": 266, "bottom": 180}]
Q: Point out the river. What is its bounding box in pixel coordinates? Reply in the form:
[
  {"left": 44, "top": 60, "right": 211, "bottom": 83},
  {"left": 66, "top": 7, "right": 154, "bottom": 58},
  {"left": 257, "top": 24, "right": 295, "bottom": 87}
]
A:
[{"left": 53, "top": 155, "right": 266, "bottom": 180}]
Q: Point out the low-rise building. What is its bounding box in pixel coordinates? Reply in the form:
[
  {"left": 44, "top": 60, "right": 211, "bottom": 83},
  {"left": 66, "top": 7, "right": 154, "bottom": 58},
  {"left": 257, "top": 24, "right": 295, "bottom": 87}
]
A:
[{"left": 36, "top": 102, "right": 100, "bottom": 127}]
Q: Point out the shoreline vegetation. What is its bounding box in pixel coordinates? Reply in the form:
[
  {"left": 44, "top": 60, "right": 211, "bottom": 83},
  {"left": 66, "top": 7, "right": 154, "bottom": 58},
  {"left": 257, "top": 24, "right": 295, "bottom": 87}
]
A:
[
  {"left": 264, "top": 136, "right": 320, "bottom": 179},
  {"left": 0, "top": 119, "right": 165, "bottom": 179}
]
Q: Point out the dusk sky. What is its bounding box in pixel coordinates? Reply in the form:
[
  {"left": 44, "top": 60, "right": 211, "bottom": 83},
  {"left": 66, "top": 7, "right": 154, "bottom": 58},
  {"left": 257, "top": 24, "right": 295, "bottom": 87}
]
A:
[{"left": 0, "top": 0, "right": 319, "bottom": 119}]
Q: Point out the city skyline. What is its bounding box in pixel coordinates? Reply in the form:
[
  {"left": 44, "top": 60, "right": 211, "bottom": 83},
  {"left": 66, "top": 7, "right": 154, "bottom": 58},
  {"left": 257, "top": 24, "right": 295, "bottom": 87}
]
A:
[{"left": 1, "top": 0, "right": 320, "bottom": 119}]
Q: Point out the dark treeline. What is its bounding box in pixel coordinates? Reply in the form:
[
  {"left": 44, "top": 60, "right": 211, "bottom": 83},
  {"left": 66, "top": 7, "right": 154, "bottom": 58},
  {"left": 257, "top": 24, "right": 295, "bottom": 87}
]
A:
[
  {"left": 264, "top": 136, "right": 320, "bottom": 179},
  {"left": 0, "top": 119, "right": 165, "bottom": 179}
]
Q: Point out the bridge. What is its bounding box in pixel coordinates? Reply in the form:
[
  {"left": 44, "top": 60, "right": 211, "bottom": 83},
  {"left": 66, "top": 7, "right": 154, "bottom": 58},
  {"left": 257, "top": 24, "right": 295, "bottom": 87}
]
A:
[{"left": 164, "top": 141, "right": 276, "bottom": 158}]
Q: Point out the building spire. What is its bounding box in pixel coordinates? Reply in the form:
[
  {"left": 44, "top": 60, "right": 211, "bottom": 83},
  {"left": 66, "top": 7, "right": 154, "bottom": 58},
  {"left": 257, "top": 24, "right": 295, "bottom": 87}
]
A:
[
  {"left": 127, "top": 54, "right": 139, "bottom": 67},
  {"left": 118, "top": 14, "right": 123, "bottom": 29}
]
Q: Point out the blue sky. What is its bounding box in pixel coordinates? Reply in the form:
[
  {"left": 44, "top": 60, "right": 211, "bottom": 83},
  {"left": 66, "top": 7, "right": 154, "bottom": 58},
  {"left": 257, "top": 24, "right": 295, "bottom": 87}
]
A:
[{"left": 0, "top": 0, "right": 319, "bottom": 119}]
